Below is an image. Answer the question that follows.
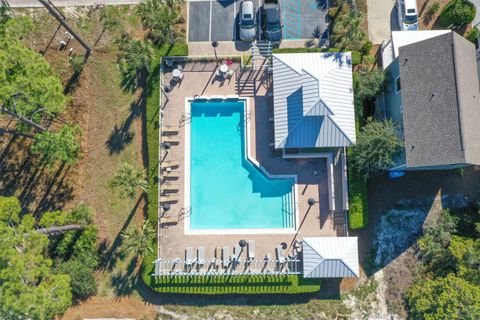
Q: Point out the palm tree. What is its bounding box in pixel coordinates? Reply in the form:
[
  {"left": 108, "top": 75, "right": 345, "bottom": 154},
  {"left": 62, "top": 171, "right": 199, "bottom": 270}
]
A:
[
  {"left": 110, "top": 162, "right": 148, "bottom": 199},
  {"left": 116, "top": 37, "right": 153, "bottom": 91},
  {"left": 121, "top": 221, "right": 155, "bottom": 267},
  {"left": 136, "top": 0, "right": 181, "bottom": 44},
  {"left": 336, "top": 10, "right": 365, "bottom": 50},
  {"left": 96, "top": 6, "right": 121, "bottom": 45}
]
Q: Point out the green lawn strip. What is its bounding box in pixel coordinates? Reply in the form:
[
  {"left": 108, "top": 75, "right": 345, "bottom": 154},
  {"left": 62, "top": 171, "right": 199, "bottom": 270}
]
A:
[
  {"left": 347, "top": 159, "right": 368, "bottom": 229},
  {"left": 347, "top": 117, "right": 368, "bottom": 229},
  {"left": 142, "top": 44, "right": 321, "bottom": 294}
]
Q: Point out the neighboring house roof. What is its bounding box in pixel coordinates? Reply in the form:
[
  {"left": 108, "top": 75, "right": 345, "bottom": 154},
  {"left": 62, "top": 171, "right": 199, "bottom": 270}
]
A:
[
  {"left": 382, "top": 30, "right": 450, "bottom": 69},
  {"left": 272, "top": 53, "right": 355, "bottom": 149},
  {"left": 399, "top": 31, "right": 480, "bottom": 168},
  {"left": 302, "top": 237, "right": 359, "bottom": 278}
]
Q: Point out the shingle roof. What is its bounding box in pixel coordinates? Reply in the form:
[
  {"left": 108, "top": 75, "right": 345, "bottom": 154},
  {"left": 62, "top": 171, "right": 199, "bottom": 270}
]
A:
[
  {"left": 272, "top": 53, "right": 356, "bottom": 149},
  {"left": 302, "top": 237, "right": 359, "bottom": 278},
  {"left": 399, "top": 31, "right": 480, "bottom": 168}
]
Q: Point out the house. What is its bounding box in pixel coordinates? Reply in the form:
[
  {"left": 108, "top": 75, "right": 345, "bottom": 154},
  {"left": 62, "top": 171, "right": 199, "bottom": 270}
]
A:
[
  {"left": 272, "top": 52, "right": 356, "bottom": 155},
  {"left": 271, "top": 52, "right": 356, "bottom": 212},
  {"left": 381, "top": 31, "right": 480, "bottom": 170},
  {"left": 302, "top": 237, "right": 359, "bottom": 278}
]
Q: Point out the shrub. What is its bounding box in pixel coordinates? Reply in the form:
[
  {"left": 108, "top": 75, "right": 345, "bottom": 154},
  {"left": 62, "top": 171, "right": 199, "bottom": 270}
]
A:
[
  {"left": 405, "top": 274, "right": 480, "bottom": 319},
  {"left": 69, "top": 54, "right": 84, "bottom": 74},
  {"left": 428, "top": 2, "right": 440, "bottom": 15},
  {"left": 350, "top": 119, "right": 403, "bottom": 179},
  {"left": 351, "top": 51, "right": 361, "bottom": 66},
  {"left": 466, "top": 27, "right": 480, "bottom": 43},
  {"left": 439, "top": 0, "right": 476, "bottom": 27},
  {"left": 361, "top": 40, "right": 373, "bottom": 56},
  {"left": 55, "top": 259, "right": 97, "bottom": 301}
]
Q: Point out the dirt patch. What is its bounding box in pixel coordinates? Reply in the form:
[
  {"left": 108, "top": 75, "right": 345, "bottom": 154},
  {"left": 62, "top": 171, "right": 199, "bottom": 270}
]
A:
[
  {"left": 60, "top": 296, "right": 156, "bottom": 319},
  {"left": 417, "top": 0, "right": 471, "bottom": 34}
]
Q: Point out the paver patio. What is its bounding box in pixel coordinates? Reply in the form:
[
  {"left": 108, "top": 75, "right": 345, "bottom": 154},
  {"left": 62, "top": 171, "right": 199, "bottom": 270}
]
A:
[{"left": 156, "top": 60, "right": 347, "bottom": 273}]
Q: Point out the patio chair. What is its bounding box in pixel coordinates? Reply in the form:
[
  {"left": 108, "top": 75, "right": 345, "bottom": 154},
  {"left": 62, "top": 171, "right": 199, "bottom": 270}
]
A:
[
  {"left": 197, "top": 247, "right": 205, "bottom": 266},
  {"left": 160, "top": 216, "right": 177, "bottom": 225},
  {"left": 160, "top": 193, "right": 179, "bottom": 203},
  {"left": 163, "top": 135, "right": 180, "bottom": 144},
  {"left": 163, "top": 125, "right": 179, "bottom": 134},
  {"left": 162, "top": 170, "right": 179, "bottom": 179},
  {"left": 226, "top": 69, "right": 235, "bottom": 79},
  {"left": 222, "top": 246, "right": 230, "bottom": 268},
  {"left": 185, "top": 247, "right": 194, "bottom": 267},
  {"left": 161, "top": 160, "right": 180, "bottom": 169},
  {"left": 247, "top": 240, "right": 255, "bottom": 262},
  {"left": 232, "top": 245, "right": 242, "bottom": 264},
  {"left": 161, "top": 182, "right": 179, "bottom": 191},
  {"left": 276, "top": 245, "right": 286, "bottom": 264}
]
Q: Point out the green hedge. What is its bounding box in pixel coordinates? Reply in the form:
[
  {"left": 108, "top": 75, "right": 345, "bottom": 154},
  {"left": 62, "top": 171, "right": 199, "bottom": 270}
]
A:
[
  {"left": 141, "top": 263, "right": 320, "bottom": 295},
  {"left": 440, "top": 0, "right": 476, "bottom": 27},
  {"left": 347, "top": 149, "right": 368, "bottom": 229},
  {"left": 272, "top": 47, "right": 361, "bottom": 66}
]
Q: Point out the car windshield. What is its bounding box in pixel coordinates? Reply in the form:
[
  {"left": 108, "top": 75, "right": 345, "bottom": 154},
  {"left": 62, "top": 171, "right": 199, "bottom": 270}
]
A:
[
  {"left": 267, "top": 21, "right": 281, "bottom": 31},
  {"left": 242, "top": 13, "right": 255, "bottom": 28},
  {"left": 404, "top": 14, "right": 417, "bottom": 24}
]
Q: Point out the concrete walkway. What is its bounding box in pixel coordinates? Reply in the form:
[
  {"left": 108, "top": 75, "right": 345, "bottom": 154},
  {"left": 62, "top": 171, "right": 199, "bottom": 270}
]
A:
[
  {"left": 367, "top": 0, "right": 396, "bottom": 44},
  {"left": 5, "top": 0, "right": 142, "bottom": 7}
]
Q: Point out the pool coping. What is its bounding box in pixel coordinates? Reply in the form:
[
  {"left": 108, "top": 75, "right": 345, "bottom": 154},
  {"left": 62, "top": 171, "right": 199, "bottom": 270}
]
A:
[{"left": 183, "top": 95, "right": 300, "bottom": 235}]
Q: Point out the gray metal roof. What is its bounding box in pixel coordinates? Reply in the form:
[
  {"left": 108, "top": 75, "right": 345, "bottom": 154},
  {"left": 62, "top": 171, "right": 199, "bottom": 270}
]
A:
[
  {"left": 272, "top": 53, "right": 356, "bottom": 149},
  {"left": 302, "top": 237, "right": 359, "bottom": 278},
  {"left": 399, "top": 31, "right": 480, "bottom": 168}
]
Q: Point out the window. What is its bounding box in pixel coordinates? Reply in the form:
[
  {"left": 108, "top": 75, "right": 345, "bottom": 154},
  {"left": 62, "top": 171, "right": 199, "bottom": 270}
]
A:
[{"left": 395, "top": 76, "right": 401, "bottom": 93}]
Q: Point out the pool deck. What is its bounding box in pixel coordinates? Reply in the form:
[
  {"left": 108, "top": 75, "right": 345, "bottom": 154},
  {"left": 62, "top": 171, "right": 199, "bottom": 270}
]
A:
[{"left": 158, "top": 60, "right": 347, "bottom": 272}]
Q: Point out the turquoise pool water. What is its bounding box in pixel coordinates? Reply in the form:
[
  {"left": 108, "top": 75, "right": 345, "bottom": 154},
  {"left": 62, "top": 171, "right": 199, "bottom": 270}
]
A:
[{"left": 189, "top": 99, "right": 295, "bottom": 229}]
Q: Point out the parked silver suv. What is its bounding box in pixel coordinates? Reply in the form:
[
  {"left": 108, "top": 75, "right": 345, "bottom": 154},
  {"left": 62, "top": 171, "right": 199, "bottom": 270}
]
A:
[{"left": 239, "top": 0, "right": 256, "bottom": 41}]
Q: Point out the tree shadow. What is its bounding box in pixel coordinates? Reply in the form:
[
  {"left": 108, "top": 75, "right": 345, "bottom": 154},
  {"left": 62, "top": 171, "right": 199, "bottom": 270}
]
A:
[
  {"left": 105, "top": 101, "right": 143, "bottom": 155},
  {"left": 111, "top": 257, "right": 139, "bottom": 297},
  {"left": 100, "top": 194, "right": 144, "bottom": 271}
]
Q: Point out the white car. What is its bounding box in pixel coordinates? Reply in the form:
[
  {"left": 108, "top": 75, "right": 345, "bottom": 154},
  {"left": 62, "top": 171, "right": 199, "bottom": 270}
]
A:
[{"left": 397, "top": 0, "right": 419, "bottom": 31}]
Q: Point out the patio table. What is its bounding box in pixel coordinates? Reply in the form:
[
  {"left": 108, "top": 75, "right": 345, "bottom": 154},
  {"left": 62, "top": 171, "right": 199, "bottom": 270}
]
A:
[
  {"left": 172, "top": 68, "right": 182, "bottom": 79},
  {"left": 220, "top": 64, "right": 229, "bottom": 73}
]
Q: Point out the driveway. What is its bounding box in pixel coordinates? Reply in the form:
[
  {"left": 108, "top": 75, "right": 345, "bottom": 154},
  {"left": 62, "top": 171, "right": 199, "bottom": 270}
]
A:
[
  {"left": 367, "top": 0, "right": 396, "bottom": 44},
  {"left": 470, "top": 0, "right": 480, "bottom": 26},
  {"left": 188, "top": 0, "right": 261, "bottom": 42},
  {"left": 188, "top": 0, "right": 328, "bottom": 43}
]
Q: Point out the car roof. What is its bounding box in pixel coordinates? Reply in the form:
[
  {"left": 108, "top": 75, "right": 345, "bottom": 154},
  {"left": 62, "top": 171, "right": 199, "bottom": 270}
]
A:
[
  {"left": 241, "top": 1, "right": 254, "bottom": 12},
  {"left": 404, "top": 0, "right": 417, "bottom": 11},
  {"left": 265, "top": 7, "right": 279, "bottom": 22}
]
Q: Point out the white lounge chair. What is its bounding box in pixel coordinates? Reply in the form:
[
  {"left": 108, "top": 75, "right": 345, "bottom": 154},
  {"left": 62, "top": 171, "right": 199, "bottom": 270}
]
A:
[
  {"left": 248, "top": 240, "right": 255, "bottom": 262},
  {"left": 163, "top": 135, "right": 180, "bottom": 144},
  {"left": 185, "top": 247, "right": 194, "bottom": 267},
  {"left": 162, "top": 183, "right": 179, "bottom": 191},
  {"left": 163, "top": 170, "right": 179, "bottom": 179},
  {"left": 160, "top": 194, "right": 179, "bottom": 203},
  {"left": 234, "top": 244, "right": 242, "bottom": 260},
  {"left": 222, "top": 246, "right": 230, "bottom": 268},
  {"left": 197, "top": 247, "right": 205, "bottom": 266},
  {"left": 162, "top": 160, "right": 180, "bottom": 168},
  {"left": 276, "top": 245, "right": 285, "bottom": 263}
]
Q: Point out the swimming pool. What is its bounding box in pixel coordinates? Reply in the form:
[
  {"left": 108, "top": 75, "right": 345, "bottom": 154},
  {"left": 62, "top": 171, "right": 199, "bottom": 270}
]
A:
[{"left": 185, "top": 98, "right": 296, "bottom": 233}]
